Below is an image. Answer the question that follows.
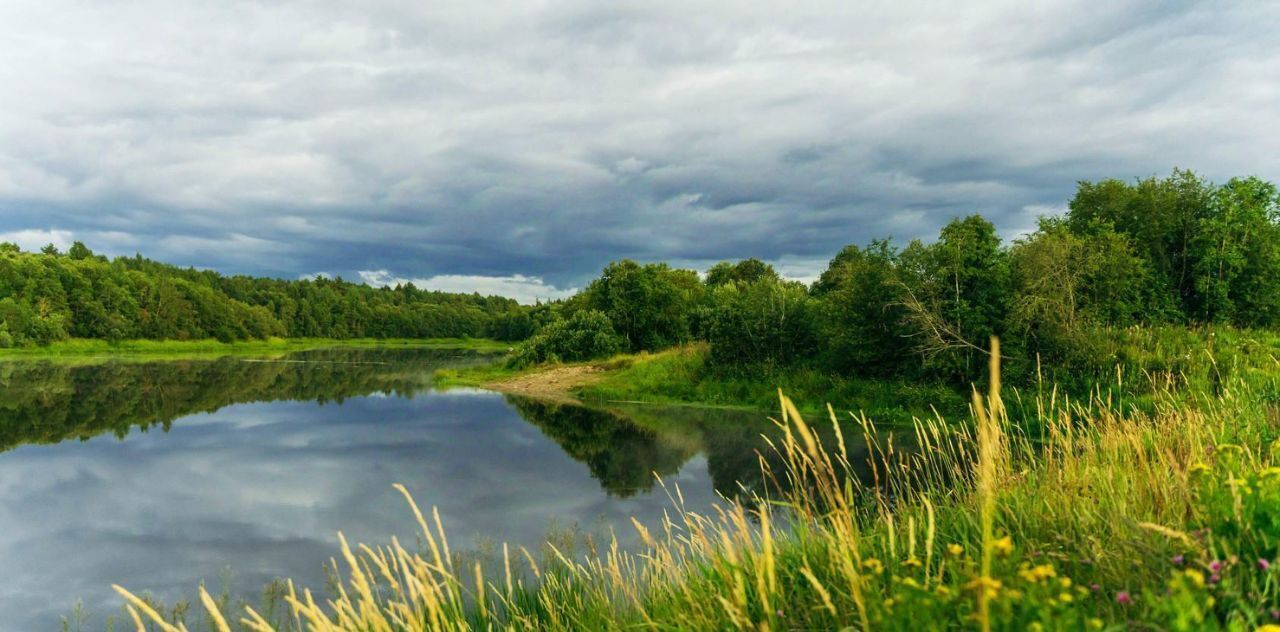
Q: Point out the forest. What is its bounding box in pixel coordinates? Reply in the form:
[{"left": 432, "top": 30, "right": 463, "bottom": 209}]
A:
[
  {"left": 512, "top": 169, "right": 1280, "bottom": 387},
  {"left": 0, "top": 243, "right": 528, "bottom": 347}
]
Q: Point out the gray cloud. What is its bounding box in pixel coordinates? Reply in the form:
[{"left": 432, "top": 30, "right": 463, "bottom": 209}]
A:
[{"left": 0, "top": 1, "right": 1276, "bottom": 289}]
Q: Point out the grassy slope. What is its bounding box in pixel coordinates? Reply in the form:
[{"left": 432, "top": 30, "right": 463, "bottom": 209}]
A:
[
  {"left": 0, "top": 336, "right": 510, "bottom": 360},
  {"left": 436, "top": 344, "right": 967, "bottom": 420}
]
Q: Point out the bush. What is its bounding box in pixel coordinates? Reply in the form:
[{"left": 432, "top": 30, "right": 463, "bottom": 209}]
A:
[
  {"left": 507, "top": 309, "right": 624, "bottom": 367},
  {"left": 704, "top": 278, "right": 817, "bottom": 371}
]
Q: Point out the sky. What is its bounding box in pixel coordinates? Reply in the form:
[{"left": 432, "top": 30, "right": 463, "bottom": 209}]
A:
[{"left": 0, "top": 1, "right": 1277, "bottom": 302}]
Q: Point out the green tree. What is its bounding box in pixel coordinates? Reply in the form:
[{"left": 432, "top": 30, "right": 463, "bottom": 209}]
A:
[
  {"left": 580, "top": 260, "right": 703, "bottom": 352},
  {"left": 508, "top": 309, "right": 625, "bottom": 367},
  {"left": 705, "top": 277, "right": 817, "bottom": 370},
  {"left": 705, "top": 258, "right": 779, "bottom": 287},
  {"left": 813, "top": 240, "right": 910, "bottom": 376},
  {"left": 897, "top": 215, "right": 1011, "bottom": 377}
]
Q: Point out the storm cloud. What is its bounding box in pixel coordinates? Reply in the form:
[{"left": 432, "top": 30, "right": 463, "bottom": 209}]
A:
[{"left": 0, "top": 1, "right": 1276, "bottom": 297}]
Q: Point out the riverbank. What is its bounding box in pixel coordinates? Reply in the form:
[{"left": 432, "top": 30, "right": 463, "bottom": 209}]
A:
[
  {"left": 436, "top": 343, "right": 967, "bottom": 419},
  {"left": 0, "top": 337, "right": 511, "bottom": 360}
]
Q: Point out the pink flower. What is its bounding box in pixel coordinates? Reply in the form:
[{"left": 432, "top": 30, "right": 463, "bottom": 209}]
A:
[
  {"left": 1115, "top": 591, "right": 1132, "bottom": 605},
  {"left": 1260, "top": 558, "right": 1272, "bottom": 572},
  {"left": 1171, "top": 555, "right": 1185, "bottom": 566},
  {"left": 1209, "top": 560, "right": 1223, "bottom": 573}
]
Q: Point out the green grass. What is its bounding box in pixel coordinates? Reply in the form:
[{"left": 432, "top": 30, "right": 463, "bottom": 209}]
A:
[
  {"left": 579, "top": 344, "right": 967, "bottom": 419},
  {"left": 437, "top": 343, "right": 967, "bottom": 421},
  {"left": 0, "top": 336, "right": 511, "bottom": 361}
]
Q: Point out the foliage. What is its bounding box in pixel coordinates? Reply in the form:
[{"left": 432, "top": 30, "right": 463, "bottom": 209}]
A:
[
  {"left": 812, "top": 239, "right": 912, "bottom": 376},
  {"left": 507, "top": 309, "right": 624, "bottom": 367},
  {"left": 578, "top": 260, "right": 704, "bottom": 352},
  {"left": 0, "top": 242, "right": 530, "bottom": 346},
  {"left": 703, "top": 277, "right": 817, "bottom": 370},
  {"left": 704, "top": 257, "right": 779, "bottom": 287}
]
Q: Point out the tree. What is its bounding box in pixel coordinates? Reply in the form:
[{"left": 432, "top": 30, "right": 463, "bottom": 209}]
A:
[
  {"left": 705, "top": 258, "right": 779, "bottom": 287},
  {"left": 1191, "top": 177, "right": 1280, "bottom": 326},
  {"left": 508, "top": 309, "right": 625, "bottom": 367},
  {"left": 705, "top": 277, "right": 817, "bottom": 370},
  {"left": 813, "top": 240, "right": 910, "bottom": 376},
  {"left": 579, "top": 260, "right": 703, "bottom": 352},
  {"left": 1007, "top": 219, "right": 1149, "bottom": 363},
  {"left": 896, "top": 215, "right": 1011, "bottom": 377}
]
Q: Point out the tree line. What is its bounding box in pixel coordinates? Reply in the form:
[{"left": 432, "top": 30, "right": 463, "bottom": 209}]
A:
[
  {"left": 0, "top": 242, "right": 528, "bottom": 347},
  {"left": 513, "top": 169, "right": 1280, "bottom": 383}
]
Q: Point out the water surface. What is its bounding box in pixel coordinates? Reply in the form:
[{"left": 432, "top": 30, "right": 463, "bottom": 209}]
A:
[{"left": 0, "top": 349, "right": 793, "bottom": 630}]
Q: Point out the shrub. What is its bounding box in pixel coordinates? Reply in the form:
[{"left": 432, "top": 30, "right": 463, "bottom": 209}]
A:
[{"left": 508, "top": 309, "right": 624, "bottom": 367}]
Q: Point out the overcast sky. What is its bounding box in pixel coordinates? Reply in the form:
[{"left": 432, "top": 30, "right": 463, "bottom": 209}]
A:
[{"left": 1, "top": 1, "right": 1276, "bottom": 301}]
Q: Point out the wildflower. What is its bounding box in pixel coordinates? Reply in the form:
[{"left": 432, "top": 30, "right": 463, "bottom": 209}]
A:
[
  {"left": 992, "top": 536, "right": 1014, "bottom": 556},
  {"left": 1257, "top": 626, "right": 1280, "bottom": 632},
  {"left": 947, "top": 543, "right": 964, "bottom": 557},
  {"left": 903, "top": 557, "right": 923, "bottom": 570},
  {"left": 1171, "top": 554, "right": 1185, "bottom": 566},
  {"left": 1208, "top": 573, "right": 1221, "bottom": 585},
  {"left": 1087, "top": 618, "right": 1104, "bottom": 629},
  {"left": 1260, "top": 558, "right": 1272, "bottom": 572},
  {"left": 1090, "top": 583, "right": 1101, "bottom": 592},
  {"left": 1115, "top": 591, "right": 1132, "bottom": 605},
  {"left": 965, "top": 576, "right": 1003, "bottom": 600},
  {"left": 1209, "top": 560, "right": 1223, "bottom": 573},
  {"left": 1018, "top": 564, "right": 1056, "bottom": 583},
  {"left": 1059, "top": 592, "right": 1074, "bottom": 603},
  {"left": 1271, "top": 608, "right": 1280, "bottom": 621},
  {"left": 776, "top": 609, "right": 784, "bottom": 618},
  {"left": 862, "top": 558, "right": 884, "bottom": 574},
  {"left": 1058, "top": 577, "right": 1072, "bottom": 589},
  {"left": 1183, "top": 569, "right": 1205, "bottom": 588},
  {"left": 1027, "top": 623, "right": 1043, "bottom": 632}
]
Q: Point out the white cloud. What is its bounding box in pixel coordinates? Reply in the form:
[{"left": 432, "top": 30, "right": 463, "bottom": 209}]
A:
[
  {"left": 0, "top": 228, "right": 74, "bottom": 252},
  {"left": 358, "top": 270, "right": 576, "bottom": 304}
]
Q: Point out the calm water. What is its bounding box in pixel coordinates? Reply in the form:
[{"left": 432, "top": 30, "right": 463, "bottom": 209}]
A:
[{"left": 0, "top": 349, "right": 795, "bottom": 630}]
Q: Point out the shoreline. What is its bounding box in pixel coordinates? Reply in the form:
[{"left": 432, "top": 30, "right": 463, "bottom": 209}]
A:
[{"left": 0, "top": 337, "right": 511, "bottom": 361}]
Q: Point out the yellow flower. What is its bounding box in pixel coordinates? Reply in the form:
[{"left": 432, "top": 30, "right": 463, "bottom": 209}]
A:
[
  {"left": 1059, "top": 577, "right": 1072, "bottom": 589},
  {"left": 1018, "top": 564, "right": 1057, "bottom": 583},
  {"left": 862, "top": 558, "right": 884, "bottom": 574},
  {"left": 965, "top": 576, "right": 1003, "bottom": 599},
  {"left": 992, "top": 536, "right": 1014, "bottom": 557},
  {"left": 1058, "top": 592, "right": 1074, "bottom": 603},
  {"left": 1087, "top": 618, "right": 1103, "bottom": 630},
  {"left": 903, "top": 557, "right": 923, "bottom": 569},
  {"left": 948, "top": 543, "right": 965, "bottom": 557},
  {"left": 1183, "top": 569, "right": 1205, "bottom": 588},
  {"left": 1256, "top": 626, "right": 1280, "bottom": 632},
  {"left": 1027, "top": 623, "right": 1043, "bottom": 632}
]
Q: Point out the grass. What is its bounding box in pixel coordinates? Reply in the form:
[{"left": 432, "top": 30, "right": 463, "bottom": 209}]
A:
[
  {"left": 436, "top": 343, "right": 967, "bottom": 421},
  {"left": 0, "top": 337, "right": 511, "bottom": 361},
  {"left": 114, "top": 332, "right": 1280, "bottom": 630}
]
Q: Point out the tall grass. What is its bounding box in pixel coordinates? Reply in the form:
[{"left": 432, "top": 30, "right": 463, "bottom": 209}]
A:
[{"left": 116, "top": 338, "right": 1280, "bottom": 630}]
